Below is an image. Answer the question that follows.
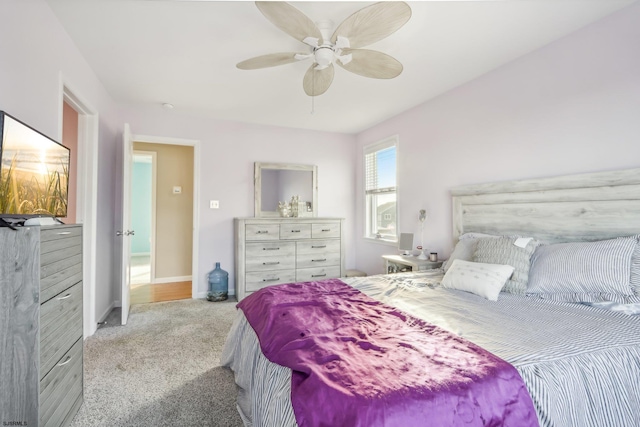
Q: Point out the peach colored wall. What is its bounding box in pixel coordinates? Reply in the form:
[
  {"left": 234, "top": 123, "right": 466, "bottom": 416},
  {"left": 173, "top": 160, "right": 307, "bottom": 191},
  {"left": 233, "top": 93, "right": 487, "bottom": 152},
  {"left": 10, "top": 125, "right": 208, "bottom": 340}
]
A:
[
  {"left": 133, "top": 142, "right": 194, "bottom": 279},
  {"left": 62, "top": 101, "right": 78, "bottom": 223}
]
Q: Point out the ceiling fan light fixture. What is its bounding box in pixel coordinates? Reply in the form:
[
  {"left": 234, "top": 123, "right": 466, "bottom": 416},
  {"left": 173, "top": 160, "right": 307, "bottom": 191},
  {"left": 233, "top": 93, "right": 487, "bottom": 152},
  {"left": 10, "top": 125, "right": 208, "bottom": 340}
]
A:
[
  {"left": 314, "top": 47, "right": 334, "bottom": 68},
  {"left": 238, "top": 2, "right": 411, "bottom": 96}
]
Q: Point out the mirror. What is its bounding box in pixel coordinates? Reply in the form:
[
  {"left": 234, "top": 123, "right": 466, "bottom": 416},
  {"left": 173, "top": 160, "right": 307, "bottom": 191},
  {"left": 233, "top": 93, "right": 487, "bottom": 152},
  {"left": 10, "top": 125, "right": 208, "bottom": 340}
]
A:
[{"left": 254, "top": 162, "right": 318, "bottom": 217}]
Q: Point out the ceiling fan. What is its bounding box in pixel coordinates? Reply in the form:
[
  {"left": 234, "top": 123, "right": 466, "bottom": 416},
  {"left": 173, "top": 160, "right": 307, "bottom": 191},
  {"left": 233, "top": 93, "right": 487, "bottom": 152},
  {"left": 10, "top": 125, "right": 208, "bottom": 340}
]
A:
[{"left": 237, "top": 2, "right": 412, "bottom": 97}]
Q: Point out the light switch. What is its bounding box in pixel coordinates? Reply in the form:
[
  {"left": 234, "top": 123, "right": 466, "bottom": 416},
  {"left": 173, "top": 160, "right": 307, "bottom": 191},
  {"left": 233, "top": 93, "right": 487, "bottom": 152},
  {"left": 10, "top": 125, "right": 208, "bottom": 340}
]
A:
[
  {"left": 210, "top": 200, "right": 220, "bottom": 209},
  {"left": 173, "top": 186, "right": 182, "bottom": 194}
]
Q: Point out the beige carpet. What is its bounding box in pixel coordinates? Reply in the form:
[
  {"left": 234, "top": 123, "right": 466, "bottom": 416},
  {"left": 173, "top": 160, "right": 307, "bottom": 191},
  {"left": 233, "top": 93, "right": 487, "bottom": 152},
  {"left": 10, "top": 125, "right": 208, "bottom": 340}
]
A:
[{"left": 70, "top": 299, "right": 243, "bottom": 427}]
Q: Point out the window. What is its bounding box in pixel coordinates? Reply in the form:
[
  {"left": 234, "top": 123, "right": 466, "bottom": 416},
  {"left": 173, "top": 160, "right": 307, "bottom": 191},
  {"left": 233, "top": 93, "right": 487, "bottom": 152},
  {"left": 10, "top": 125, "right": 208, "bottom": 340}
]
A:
[{"left": 364, "top": 136, "right": 398, "bottom": 242}]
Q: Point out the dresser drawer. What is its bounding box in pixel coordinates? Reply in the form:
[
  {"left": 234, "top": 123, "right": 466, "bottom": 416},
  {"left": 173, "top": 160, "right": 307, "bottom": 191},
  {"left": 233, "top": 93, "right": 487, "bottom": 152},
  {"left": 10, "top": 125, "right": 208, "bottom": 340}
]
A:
[
  {"left": 296, "top": 252, "right": 341, "bottom": 269},
  {"left": 40, "top": 282, "right": 83, "bottom": 379},
  {"left": 40, "top": 263, "right": 83, "bottom": 304},
  {"left": 40, "top": 226, "right": 82, "bottom": 243},
  {"left": 41, "top": 254, "right": 82, "bottom": 291},
  {"left": 311, "top": 223, "right": 340, "bottom": 239},
  {"left": 296, "top": 239, "right": 340, "bottom": 255},
  {"left": 41, "top": 236, "right": 82, "bottom": 266},
  {"left": 246, "top": 255, "right": 296, "bottom": 272},
  {"left": 296, "top": 266, "right": 341, "bottom": 282},
  {"left": 40, "top": 337, "right": 83, "bottom": 427},
  {"left": 245, "top": 241, "right": 295, "bottom": 257},
  {"left": 280, "top": 223, "right": 311, "bottom": 240},
  {"left": 245, "top": 224, "right": 280, "bottom": 241},
  {"left": 246, "top": 270, "right": 297, "bottom": 292},
  {"left": 245, "top": 242, "right": 295, "bottom": 272}
]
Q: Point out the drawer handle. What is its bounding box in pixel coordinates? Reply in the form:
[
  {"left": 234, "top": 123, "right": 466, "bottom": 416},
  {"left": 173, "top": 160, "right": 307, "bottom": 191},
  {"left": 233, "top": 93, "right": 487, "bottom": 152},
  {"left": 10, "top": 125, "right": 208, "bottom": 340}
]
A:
[
  {"left": 291, "top": 230, "right": 301, "bottom": 233},
  {"left": 57, "top": 355, "right": 73, "bottom": 367},
  {"left": 57, "top": 293, "right": 72, "bottom": 301},
  {"left": 311, "top": 245, "right": 326, "bottom": 249},
  {"left": 312, "top": 274, "right": 326, "bottom": 278},
  {"left": 263, "top": 261, "right": 280, "bottom": 265},
  {"left": 263, "top": 278, "right": 280, "bottom": 282},
  {"left": 321, "top": 229, "right": 331, "bottom": 232},
  {"left": 263, "top": 247, "right": 280, "bottom": 251},
  {"left": 57, "top": 231, "right": 72, "bottom": 235},
  {"left": 312, "top": 259, "right": 327, "bottom": 262},
  {"left": 256, "top": 230, "right": 269, "bottom": 234}
]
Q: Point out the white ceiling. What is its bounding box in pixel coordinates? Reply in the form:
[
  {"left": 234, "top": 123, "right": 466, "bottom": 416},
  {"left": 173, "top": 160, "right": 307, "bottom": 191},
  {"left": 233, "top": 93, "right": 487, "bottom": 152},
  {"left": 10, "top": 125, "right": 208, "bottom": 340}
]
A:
[{"left": 46, "top": 0, "right": 636, "bottom": 134}]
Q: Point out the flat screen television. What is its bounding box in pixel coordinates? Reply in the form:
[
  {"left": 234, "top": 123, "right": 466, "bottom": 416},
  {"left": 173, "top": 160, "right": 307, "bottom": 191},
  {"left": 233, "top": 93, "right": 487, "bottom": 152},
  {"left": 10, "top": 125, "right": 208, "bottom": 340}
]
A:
[{"left": 0, "top": 111, "right": 70, "bottom": 219}]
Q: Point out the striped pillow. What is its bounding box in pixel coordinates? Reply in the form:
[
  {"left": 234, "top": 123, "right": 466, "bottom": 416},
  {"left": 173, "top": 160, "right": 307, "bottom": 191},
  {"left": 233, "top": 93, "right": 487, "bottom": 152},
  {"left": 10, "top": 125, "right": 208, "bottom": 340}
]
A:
[
  {"left": 628, "top": 234, "right": 640, "bottom": 297},
  {"left": 472, "top": 236, "right": 541, "bottom": 294},
  {"left": 443, "top": 233, "right": 501, "bottom": 272},
  {"left": 527, "top": 237, "right": 638, "bottom": 303}
]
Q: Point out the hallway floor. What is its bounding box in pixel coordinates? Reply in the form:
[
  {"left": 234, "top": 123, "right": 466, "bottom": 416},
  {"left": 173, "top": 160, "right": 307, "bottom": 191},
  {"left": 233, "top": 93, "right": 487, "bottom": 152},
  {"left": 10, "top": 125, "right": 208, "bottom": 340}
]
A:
[{"left": 130, "top": 254, "right": 191, "bottom": 304}]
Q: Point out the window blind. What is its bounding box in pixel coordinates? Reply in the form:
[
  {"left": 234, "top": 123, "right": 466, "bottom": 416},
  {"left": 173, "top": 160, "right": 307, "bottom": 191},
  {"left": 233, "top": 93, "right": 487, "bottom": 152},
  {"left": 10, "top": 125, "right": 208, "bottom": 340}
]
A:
[{"left": 365, "top": 145, "right": 396, "bottom": 194}]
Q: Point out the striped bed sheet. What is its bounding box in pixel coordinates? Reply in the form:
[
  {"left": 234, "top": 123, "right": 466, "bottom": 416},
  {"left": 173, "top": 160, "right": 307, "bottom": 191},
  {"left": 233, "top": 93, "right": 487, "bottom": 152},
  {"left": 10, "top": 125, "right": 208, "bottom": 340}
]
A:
[{"left": 221, "top": 272, "right": 640, "bottom": 427}]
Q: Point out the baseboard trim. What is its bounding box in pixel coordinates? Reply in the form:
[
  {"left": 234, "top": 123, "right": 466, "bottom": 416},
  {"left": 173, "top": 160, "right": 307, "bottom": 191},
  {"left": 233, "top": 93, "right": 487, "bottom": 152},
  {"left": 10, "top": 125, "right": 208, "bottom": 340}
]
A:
[
  {"left": 114, "top": 300, "right": 122, "bottom": 308},
  {"left": 98, "top": 301, "right": 116, "bottom": 323},
  {"left": 153, "top": 275, "right": 192, "bottom": 284},
  {"left": 131, "top": 252, "right": 151, "bottom": 257}
]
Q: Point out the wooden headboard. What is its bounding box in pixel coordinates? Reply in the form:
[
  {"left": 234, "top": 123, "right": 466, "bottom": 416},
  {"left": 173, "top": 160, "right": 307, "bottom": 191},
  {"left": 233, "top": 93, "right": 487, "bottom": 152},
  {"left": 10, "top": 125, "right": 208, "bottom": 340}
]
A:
[{"left": 451, "top": 168, "right": 640, "bottom": 244}]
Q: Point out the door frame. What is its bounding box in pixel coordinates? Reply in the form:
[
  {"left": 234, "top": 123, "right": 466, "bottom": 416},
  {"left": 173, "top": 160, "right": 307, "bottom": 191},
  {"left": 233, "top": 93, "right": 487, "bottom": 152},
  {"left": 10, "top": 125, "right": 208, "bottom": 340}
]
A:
[
  {"left": 127, "top": 134, "right": 200, "bottom": 299},
  {"left": 132, "top": 150, "right": 158, "bottom": 284},
  {"left": 60, "top": 83, "right": 99, "bottom": 338}
]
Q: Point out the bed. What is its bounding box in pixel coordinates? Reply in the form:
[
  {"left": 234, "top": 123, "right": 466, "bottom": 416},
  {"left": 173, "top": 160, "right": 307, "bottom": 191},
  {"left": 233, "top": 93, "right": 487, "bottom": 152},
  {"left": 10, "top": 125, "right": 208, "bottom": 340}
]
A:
[{"left": 222, "top": 167, "right": 640, "bottom": 427}]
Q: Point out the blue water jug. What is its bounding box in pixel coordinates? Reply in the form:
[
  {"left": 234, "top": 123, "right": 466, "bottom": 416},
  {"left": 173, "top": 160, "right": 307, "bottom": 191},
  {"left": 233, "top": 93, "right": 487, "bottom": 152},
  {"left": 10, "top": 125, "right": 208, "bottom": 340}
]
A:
[{"left": 207, "top": 262, "right": 228, "bottom": 302}]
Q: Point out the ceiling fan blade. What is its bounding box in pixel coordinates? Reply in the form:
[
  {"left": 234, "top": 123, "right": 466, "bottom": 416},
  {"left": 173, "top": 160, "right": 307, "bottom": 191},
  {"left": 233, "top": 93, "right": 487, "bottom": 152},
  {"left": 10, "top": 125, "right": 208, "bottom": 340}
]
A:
[
  {"left": 303, "top": 63, "right": 334, "bottom": 96},
  {"left": 337, "top": 49, "right": 403, "bottom": 79},
  {"left": 237, "top": 52, "right": 306, "bottom": 70},
  {"left": 256, "top": 2, "right": 323, "bottom": 44},
  {"left": 331, "top": 2, "right": 411, "bottom": 49}
]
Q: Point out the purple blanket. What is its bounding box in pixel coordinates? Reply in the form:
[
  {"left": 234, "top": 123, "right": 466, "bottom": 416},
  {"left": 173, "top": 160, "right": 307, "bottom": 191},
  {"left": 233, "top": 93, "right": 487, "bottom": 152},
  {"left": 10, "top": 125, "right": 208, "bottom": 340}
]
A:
[{"left": 238, "top": 279, "right": 539, "bottom": 427}]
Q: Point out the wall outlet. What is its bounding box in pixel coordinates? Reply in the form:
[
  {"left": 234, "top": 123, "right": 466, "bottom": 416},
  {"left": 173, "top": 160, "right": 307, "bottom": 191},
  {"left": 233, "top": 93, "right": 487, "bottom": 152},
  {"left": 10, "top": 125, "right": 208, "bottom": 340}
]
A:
[
  {"left": 173, "top": 186, "right": 182, "bottom": 194},
  {"left": 210, "top": 200, "right": 219, "bottom": 209}
]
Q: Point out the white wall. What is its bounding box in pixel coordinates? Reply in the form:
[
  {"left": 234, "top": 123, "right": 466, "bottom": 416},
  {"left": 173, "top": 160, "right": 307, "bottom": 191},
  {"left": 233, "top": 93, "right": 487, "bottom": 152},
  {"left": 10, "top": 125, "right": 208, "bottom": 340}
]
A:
[
  {"left": 5, "top": 0, "right": 638, "bottom": 324},
  {"left": 1, "top": 0, "right": 356, "bottom": 321},
  {"left": 118, "top": 106, "right": 357, "bottom": 297},
  {"left": 0, "top": 0, "right": 120, "bottom": 327},
  {"left": 354, "top": 2, "right": 640, "bottom": 274}
]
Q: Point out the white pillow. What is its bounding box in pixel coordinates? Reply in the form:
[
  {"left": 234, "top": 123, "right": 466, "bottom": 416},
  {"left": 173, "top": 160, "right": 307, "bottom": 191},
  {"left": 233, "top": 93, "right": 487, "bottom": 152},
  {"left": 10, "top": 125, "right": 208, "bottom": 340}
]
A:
[{"left": 441, "top": 259, "right": 515, "bottom": 301}]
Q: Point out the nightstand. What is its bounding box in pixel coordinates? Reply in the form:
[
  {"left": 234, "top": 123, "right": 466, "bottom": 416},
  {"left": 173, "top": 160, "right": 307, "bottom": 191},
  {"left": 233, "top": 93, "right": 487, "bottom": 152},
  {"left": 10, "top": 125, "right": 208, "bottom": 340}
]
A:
[{"left": 382, "top": 254, "right": 443, "bottom": 274}]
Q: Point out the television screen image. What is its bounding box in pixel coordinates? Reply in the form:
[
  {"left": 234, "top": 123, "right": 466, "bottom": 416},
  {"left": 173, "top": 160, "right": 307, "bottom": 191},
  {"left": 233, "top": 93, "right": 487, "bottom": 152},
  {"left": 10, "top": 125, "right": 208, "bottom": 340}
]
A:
[{"left": 0, "top": 111, "right": 70, "bottom": 217}]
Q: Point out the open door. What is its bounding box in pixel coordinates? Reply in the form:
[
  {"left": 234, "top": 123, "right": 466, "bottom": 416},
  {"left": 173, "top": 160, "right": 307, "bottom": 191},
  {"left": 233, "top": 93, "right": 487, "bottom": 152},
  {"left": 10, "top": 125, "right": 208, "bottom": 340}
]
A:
[{"left": 120, "top": 124, "right": 133, "bottom": 325}]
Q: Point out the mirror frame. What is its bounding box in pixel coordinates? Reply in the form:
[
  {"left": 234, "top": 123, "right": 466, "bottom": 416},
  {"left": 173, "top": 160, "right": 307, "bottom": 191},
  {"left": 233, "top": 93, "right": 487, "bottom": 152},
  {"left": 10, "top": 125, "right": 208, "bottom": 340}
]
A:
[{"left": 254, "top": 162, "right": 318, "bottom": 217}]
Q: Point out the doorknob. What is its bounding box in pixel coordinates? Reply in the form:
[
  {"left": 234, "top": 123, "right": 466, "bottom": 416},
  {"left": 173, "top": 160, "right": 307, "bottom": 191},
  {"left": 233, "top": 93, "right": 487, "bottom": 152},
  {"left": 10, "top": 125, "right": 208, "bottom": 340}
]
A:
[{"left": 116, "top": 231, "right": 124, "bottom": 236}]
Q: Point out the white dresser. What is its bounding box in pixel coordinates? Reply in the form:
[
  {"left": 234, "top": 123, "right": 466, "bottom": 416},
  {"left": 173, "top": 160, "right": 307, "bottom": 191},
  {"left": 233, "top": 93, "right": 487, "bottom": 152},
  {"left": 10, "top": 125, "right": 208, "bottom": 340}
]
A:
[{"left": 234, "top": 218, "right": 345, "bottom": 301}]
